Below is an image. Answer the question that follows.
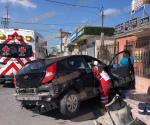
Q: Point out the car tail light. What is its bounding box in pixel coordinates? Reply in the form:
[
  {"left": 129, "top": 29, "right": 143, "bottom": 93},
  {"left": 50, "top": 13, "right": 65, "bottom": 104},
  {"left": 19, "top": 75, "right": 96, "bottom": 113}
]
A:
[{"left": 41, "top": 63, "right": 56, "bottom": 84}]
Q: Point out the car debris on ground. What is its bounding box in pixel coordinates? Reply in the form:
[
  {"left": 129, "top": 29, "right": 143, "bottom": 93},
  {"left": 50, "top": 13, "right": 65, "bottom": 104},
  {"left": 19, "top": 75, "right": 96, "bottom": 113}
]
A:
[{"left": 93, "top": 95, "right": 147, "bottom": 125}]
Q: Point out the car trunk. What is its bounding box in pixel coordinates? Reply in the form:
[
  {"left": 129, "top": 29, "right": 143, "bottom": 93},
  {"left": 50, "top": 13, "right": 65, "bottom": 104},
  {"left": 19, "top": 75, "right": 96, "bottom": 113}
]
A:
[
  {"left": 16, "top": 59, "right": 51, "bottom": 88},
  {"left": 16, "top": 71, "right": 45, "bottom": 88},
  {"left": 15, "top": 57, "right": 68, "bottom": 89}
]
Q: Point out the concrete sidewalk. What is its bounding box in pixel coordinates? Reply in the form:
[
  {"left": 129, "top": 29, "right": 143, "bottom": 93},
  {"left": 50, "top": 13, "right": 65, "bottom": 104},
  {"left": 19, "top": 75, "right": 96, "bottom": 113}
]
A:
[{"left": 125, "top": 92, "right": 150, "bottom": 125}]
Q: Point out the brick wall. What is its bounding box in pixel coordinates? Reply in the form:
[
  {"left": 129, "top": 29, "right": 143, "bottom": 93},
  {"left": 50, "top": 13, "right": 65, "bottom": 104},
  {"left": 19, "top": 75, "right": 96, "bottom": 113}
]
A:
[{"left": 116, "top": 35, "right": 137, "bottom": 52}]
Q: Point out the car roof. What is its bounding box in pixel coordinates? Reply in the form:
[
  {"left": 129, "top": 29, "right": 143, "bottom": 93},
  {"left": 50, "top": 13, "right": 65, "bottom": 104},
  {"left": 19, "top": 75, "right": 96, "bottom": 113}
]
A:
[
  {"left": 46, "top": 55, "right": 105, "bottom": 64},
  {"left": 45, "top": 55, "right": 89, "bottom": 62},
  {"left": 27, "top": 55, "right": 104, "bottom": 65}
]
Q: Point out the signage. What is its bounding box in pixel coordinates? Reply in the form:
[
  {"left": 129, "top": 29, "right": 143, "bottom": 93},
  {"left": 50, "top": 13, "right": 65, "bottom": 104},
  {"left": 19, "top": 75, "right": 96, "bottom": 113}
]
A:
[
  {"left": 115, "top": 23, "right": 124, "bottom": 34},
  {"left": 69, "top": 32, "right": 77, "bottom": 42},
  {"left": 69, "top": 28, "right": 85, "bottom": 42},
  {"left": 140, "top": 16, "right": 150, "bottom": 26},
  {"left": 131, "top": 0, "right": 144, "bottom": 14},
  {"left": 125, "top": 18, "right": 138, "bottom": 31},
  {"left": 115, "top": 16, "right": 150, "bottom": 35},
  {"left": 77, "top": 29, "right": 84, "bottom": 37}
]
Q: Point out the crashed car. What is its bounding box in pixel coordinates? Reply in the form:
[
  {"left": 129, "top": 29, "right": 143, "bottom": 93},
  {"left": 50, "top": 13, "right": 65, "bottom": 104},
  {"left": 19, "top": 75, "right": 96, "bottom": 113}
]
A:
[{"left": 15, "top": 50, "right": 135, "bottom": 117}]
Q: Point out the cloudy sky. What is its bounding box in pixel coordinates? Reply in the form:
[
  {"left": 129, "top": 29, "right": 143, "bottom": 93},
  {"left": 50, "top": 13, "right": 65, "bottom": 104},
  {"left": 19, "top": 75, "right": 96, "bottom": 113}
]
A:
[{"left": 0, "top": 0, "right": 149, "bottom": 48}]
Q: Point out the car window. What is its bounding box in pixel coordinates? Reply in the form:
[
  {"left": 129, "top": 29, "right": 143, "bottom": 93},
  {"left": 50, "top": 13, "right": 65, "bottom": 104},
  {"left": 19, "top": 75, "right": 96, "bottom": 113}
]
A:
[
  {"left": 57, "top": 59, "right": 67, "bottom": 72},
  {"left": 18, "top": 60, "right": 48, "bottom": 74},
  {"left": 109, "top": 50, "right": 133, "bottom": 68},
  {"left": 84, "top": 56, "right": 101, "bottom": 69},
  {"left": 67, "top": 56, "right": 86, "bottom": 69}
]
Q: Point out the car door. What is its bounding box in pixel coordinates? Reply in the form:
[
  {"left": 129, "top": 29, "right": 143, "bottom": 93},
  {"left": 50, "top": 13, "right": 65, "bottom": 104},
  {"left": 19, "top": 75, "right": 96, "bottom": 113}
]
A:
[
  {"left": 67, "top": 56, "right": 92, "bottom": 88},
  {"left": 56, "top": 56, "right": 89, "bottom": 91},
  {"left": 83, "top": 56, "right": 105, "bottom": 88},
  {"left": 108, "top": 50, "right": 135, "bottom": 90},
  {"left": 66, "top": 56, "right": 97, "bottom": 89},
  {"left": 55, "top": 57, "right": 85, "bottom": 92},
  {"left": 80, "top": 56, "right": 96, "bottom": 88},
  {"left": 75, "top": 56, "right": 101, "bottom": 98}
]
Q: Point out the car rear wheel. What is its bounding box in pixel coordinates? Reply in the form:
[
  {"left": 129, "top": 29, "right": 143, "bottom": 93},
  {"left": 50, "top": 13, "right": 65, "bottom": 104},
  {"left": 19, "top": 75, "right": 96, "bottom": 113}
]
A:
[{"left": 60, "top": 91, "right": 80, "bottom": 118}]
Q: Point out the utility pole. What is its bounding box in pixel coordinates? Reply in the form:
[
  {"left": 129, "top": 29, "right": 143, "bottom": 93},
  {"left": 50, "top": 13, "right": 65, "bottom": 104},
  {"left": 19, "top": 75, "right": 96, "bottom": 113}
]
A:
[
  {"left": 1, "top": 1, "right": 10, "bottom": 28},
  {"left": 98, "top": 3, "right": 105, "bottom": 61},
  {"left": 101, "top": 6, "right": 104, "bottom": 32},
  {"left": 60, "top": 28, "right": 63, "bottom": 55},
  {"left": 101, "top": 6, "right": 104, "bottom": 47}
]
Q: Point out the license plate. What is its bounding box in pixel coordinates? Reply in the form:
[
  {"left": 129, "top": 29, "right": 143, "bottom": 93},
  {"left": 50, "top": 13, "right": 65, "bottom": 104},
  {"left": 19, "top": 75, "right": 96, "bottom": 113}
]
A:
[{"left": 16, "top": 94, "right": 40, "bottom": 101}]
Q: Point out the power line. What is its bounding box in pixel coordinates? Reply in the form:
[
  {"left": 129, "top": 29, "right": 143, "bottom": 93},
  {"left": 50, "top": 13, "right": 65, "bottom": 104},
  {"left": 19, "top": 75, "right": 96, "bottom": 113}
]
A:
[
  {"left": 8, "top": 17, "right": 102, "bottom": 33},
  {"left": 8, "top": 24, "right": 60, "bottom": 32},
  {"left": 10, "top": 20, "right": 98, "bottom": 26},
  {"left": 45, "top": 0, "right": 100, "bottom": 10}
]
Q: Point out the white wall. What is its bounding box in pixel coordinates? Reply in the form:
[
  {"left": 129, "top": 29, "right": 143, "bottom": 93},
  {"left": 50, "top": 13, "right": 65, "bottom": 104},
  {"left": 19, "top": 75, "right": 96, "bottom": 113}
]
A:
[
  {"left": 87, "top": 36, "right": 115, "bottom": 58},
  {"left": 68, "top": 35, "right": 115, "bottom": 58}
]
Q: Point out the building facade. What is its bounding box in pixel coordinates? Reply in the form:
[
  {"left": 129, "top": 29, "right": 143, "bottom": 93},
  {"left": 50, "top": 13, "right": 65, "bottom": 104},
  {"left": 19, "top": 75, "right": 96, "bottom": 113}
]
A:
[
  {"left": 60, "top": 31, "right": 71, "bottom": 56},
  {"left": 68, "top": 26, "right": 115, "bottom": 63},
  {"left": 115, "top": 17, "right": 150, "bottom": 92}
]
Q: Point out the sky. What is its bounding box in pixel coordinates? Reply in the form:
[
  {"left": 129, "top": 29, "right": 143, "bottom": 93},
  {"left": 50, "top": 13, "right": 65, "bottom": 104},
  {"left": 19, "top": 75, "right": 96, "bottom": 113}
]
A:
[{"left": 0, "top": 0, "right": 150, "bottom": 49}]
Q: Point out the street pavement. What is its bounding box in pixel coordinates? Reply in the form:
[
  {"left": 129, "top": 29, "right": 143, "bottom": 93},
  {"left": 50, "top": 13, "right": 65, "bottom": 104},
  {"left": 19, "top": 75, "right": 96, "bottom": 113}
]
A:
[
  {"left": 0, "top": 87, "right": 149, "bottom": 125},
  {"left": 0, "top": 87, "right": 102, "bottom": 125},
  {"left": 125, "top": 93, "right": 150, "bottom": 125}
]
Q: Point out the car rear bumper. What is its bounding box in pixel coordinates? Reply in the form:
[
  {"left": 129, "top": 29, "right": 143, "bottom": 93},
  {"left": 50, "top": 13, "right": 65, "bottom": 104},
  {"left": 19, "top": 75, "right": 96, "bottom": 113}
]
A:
[
  {"left": 15, "top": 92, "right": 58, "bottom": 110},
  {"left": 16, "top": 92, "right": 51, "bottom": 101},
  {"left": 16, "top": 83, "right": 62, "bottom": 98}
]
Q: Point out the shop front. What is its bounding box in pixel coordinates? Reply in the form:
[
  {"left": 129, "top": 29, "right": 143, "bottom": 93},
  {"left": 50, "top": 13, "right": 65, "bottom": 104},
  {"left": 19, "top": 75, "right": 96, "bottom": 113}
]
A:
[{"left": 115, "top": 17, "right": 150, "bottom": 93}]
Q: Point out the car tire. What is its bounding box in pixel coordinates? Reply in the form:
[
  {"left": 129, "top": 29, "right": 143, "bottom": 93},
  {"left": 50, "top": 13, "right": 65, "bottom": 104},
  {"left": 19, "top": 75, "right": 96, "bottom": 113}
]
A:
[
  {"left": 60, "top": 91, "right": 80, "bottom": 118},
  {"left": 22, "top": 101, "right": 36, "bottom": 109}
]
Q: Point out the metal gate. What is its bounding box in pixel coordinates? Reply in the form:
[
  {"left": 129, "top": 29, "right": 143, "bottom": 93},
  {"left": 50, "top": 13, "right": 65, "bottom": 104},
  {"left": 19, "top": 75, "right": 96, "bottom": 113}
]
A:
[{"left": 127, "top": 36, "right": 150, "bottom": 78}]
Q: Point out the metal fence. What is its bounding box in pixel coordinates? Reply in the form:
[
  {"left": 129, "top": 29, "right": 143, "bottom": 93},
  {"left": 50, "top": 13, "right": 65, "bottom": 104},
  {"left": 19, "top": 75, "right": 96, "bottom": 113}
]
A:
[
  {"left": 127, "top": 37, "right": 150, "bottom": 78},
  {"left": 134, "top": 37, "right": 150, "bottom": 78}
]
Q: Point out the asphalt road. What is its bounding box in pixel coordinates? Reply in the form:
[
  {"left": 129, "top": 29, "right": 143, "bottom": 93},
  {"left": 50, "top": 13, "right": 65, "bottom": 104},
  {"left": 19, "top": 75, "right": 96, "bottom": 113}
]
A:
[{"left": 0, "top": 87, "right": 102, "bottom": 125}]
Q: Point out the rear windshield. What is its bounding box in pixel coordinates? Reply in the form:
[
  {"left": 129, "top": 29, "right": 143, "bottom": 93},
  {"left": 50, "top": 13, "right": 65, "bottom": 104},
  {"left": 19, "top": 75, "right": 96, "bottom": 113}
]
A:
[
  {"left": 0, "top": 44, "right": 32, "bottom": 58},
  {"left": 18, "top": 60, "right": 51, "bottom": 74}
]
